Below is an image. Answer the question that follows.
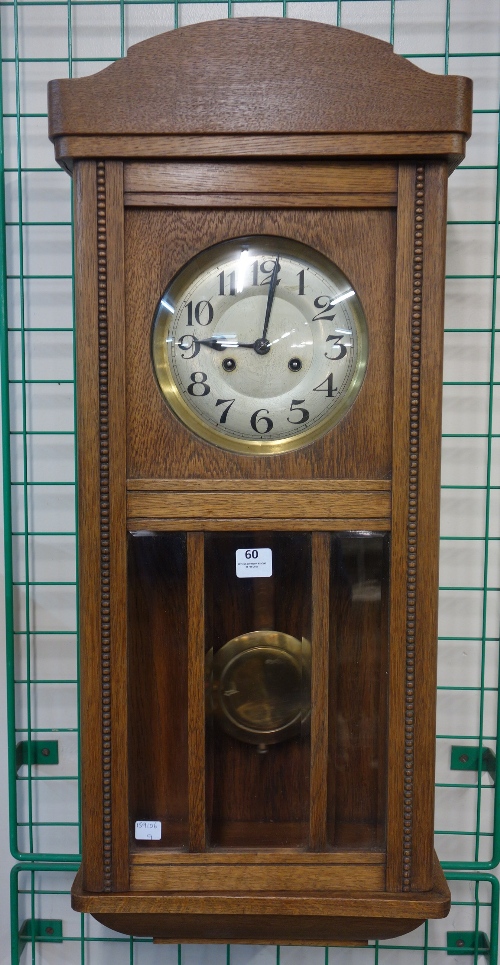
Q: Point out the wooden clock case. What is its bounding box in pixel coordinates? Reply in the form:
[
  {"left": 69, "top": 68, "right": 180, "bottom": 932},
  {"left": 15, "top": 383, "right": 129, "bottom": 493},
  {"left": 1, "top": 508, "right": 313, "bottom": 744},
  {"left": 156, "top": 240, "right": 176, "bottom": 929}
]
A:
[{"left": 48, "top": 18, "right": 472, "bottom": 945}]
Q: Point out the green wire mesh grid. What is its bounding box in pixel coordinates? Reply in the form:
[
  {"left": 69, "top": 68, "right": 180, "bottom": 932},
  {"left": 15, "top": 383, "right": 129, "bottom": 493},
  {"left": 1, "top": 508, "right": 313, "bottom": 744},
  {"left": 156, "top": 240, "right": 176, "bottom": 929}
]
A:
[
  {"left": 8, "top": 866, "right": 500, "bottom": 965},
  {"left": 0, "top": 0, "right": 499, "bottom": 961}
]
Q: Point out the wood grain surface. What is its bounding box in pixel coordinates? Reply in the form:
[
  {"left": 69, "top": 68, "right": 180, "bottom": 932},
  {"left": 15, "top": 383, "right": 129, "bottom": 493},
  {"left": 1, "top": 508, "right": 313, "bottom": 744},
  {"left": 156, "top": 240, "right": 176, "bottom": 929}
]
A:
[
  {"left": 128, "top": 517, "right": 391, "bottom": 532},
  {"left": 126, "top": 206, "right": 395, "bottom": 481},
  {"left": 73, "top": 160, "right": 104, "bottom": 894},
  {"left": 129, "top": 862, "right": 385, "bottom": 892},
  {"left": 187, "top": 533, "right": 206, "bottom": 851},
  {"left": 53, "top": 133, "right": 468, "bottom": 170},
  {"left": 309, "top": 534, "right": 330, "bottom": 850},
  {"left": 64, "top": 15, "right": 469, "bottom": 934},
  {"left": 123, "top": 161, "right": 397, "bottom": 207},
  {"left": 72, "top": 854, "right": 450, "bottom": 918},
  {"left": 127, "top": 491, "right": 391, "bottom": 521},
  {"left": 124, "top": 161, "right": 398, "bottom": 195},
  {"left": 48, "top": 19, "right": 472, "bottom": 139},
  {"left": 124, "top": 192, "right": 397, "bottom": 209},
  {"left": 127, "top": 479, "right": 391, "bottom": 491},
  {"left": 385, "top": 163, "right": 416, "bottom": 891},
  {"left": 411, "top": 162, "right": 448, "bottom": 891}
]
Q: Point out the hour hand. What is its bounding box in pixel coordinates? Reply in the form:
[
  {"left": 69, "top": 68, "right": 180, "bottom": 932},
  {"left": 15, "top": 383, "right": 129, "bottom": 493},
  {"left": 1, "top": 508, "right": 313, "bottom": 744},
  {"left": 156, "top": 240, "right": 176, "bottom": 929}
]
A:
[
  {"left": 178, "top": 334, "right": 234, "bottom": 352},
  {"left": 180, "top": 335, "right": 256, "bottom": 351}
]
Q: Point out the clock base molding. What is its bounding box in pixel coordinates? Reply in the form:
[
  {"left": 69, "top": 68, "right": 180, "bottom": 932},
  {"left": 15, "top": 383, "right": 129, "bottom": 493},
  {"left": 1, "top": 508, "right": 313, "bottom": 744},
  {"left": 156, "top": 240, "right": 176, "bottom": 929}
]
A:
[{"left": 72, "top": 858, "right": 450, "bottom": 944}]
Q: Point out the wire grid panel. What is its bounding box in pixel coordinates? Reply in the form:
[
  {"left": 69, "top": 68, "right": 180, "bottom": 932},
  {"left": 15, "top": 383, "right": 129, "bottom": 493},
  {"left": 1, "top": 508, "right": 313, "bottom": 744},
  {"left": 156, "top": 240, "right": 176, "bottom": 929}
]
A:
[
  {"left": 9, "top": 866, "right": 500, "bottom": 965},
  {"left": 0, "top": 0, "right": 499, "bottom": 960}
]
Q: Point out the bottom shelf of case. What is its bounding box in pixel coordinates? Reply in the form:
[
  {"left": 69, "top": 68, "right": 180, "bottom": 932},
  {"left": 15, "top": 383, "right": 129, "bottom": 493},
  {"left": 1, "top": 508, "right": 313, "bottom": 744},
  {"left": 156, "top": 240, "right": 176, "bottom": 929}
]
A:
[{"left": 71, "top": 854, "right": 450, "bottom": 944}]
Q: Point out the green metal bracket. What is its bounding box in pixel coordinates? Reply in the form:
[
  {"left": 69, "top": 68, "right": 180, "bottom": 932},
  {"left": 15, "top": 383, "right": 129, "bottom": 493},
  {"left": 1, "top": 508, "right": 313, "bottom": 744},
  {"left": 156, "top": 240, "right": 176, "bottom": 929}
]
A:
[
  {"left": 15, "top": 740, "right": 59, "bottom": 771},
  {"left": 450, "top": 746, "right": 496, "bottom": 782},
  {"left": 447, "top": 931, "right": 490, "bottom": 956},
  {"left": 18, "top": 920, "right": 63, "bottom": 960}
]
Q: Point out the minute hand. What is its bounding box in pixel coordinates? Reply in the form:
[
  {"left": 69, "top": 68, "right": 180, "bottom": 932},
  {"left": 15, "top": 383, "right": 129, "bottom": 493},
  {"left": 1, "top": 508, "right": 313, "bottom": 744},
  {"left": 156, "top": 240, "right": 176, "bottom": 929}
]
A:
[{"left": 261, "top": 257, "right": 280, "bottom": 342}]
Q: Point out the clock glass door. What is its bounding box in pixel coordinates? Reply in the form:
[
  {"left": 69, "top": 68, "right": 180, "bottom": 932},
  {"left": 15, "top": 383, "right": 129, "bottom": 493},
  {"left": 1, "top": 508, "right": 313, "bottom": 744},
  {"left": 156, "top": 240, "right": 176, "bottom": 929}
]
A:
[{"left": 127, "top": 528, "right": 389, "bottom": 854}]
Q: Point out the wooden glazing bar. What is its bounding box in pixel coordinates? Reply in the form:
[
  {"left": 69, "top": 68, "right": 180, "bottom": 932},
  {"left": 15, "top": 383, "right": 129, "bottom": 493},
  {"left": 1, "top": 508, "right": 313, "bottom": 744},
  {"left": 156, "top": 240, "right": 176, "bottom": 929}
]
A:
[
  {"left": 187, "top": 532, "right": 206, "bottom": 852},
  {"left": 309, "top": 533, "right": 331, "bottom": 850}
]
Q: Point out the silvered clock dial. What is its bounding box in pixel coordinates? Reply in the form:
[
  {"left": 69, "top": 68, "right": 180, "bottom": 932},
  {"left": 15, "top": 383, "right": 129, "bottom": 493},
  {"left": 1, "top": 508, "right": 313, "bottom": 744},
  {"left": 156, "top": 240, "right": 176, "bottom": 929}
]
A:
[{"left": 152, "top": 236, "right": 368, "bottom": 454}]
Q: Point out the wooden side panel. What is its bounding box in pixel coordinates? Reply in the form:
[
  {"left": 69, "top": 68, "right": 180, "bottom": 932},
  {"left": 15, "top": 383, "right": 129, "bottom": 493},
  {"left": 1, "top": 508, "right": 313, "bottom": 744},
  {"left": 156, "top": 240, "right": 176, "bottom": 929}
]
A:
[
  {"left": 74, "top": 160, "right": 104, "bottom": 892},
  {"left": 105, "top": 161, "right": 129, "bottom": 890},
  {"left": 411, "top": 162, "right": 448, "bottom": 891},
  {"left": 386, "top": 164, "right": 416, "bottom": 892},
  {"left": 75, "top": 160, "right": 130, "bottom": 892},
  {"left": 386, "top": 161, "right": 444, "bottom": 893}
]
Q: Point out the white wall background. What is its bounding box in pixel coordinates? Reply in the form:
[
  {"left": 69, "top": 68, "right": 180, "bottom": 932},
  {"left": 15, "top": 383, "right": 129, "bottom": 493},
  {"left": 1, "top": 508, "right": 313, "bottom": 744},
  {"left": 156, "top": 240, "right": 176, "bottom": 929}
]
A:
[{"left": 0, "top": 0, "right": 499, "bottom": 962}]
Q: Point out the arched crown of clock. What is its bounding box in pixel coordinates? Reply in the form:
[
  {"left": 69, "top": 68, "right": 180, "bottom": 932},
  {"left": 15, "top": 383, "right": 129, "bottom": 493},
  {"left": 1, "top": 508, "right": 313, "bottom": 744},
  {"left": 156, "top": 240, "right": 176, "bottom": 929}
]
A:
[{"left": 48, "top": 17, "right": 471, "bottom": 169}]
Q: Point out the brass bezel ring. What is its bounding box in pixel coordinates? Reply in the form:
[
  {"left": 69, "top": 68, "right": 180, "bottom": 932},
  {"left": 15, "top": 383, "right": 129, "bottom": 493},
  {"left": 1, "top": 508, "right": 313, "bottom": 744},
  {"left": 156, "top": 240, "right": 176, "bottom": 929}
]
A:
[{"left": 152, "top": 235, "right": 369, "bottom": 455}]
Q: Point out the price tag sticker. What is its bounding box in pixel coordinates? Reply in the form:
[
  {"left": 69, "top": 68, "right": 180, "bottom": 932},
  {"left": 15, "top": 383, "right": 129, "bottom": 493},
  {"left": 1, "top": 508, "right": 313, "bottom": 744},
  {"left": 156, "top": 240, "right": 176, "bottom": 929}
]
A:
[
  {"left": 135, "top": 820, "right": 161, "bottom": 841},
  {"left": 236, "top": 547, "right": 272, "bottom": 578}
]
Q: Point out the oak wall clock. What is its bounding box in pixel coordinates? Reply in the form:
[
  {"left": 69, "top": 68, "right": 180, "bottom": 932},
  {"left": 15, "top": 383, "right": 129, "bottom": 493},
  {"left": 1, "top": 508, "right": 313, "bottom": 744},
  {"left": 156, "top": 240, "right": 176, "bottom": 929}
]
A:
[{"left": 48, "top": 18, "right": 472, "bottom": 945}]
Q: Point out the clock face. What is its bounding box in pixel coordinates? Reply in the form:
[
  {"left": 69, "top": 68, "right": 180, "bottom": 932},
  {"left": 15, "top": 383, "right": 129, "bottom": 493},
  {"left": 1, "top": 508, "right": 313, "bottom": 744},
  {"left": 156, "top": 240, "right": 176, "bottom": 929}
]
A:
[{"left": 152, "top": 236, "right": 368, "bottom": 454}]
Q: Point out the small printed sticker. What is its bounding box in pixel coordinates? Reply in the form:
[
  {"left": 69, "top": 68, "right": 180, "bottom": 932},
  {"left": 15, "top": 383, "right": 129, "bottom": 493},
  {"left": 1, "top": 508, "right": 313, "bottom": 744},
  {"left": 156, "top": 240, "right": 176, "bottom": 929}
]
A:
[
  {"left": 135, "top": 820, "right": 161, "bottom": 841},
  {"left": 236, "top": 547, "right": 272, "bottom": 578}
]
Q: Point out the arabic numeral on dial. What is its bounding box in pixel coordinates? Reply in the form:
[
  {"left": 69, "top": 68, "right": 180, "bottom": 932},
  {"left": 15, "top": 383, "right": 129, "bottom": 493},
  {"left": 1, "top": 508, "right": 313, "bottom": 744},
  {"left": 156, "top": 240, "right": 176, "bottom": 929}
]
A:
[
  {"left": 218, "top": 270, "right": 236, "bottom": 296},
  {"left": 251, "top": 259, "right": 281, "bottom": 287},
  {"left": 312, "top": 295, "right": 336, "bottom": 323},
  {"left": 325, "top": 334, "right": 347, "bottom": 360},
  {"left": 250, "top": 408, "right": 273, "bottom": 434},
  {"left": 215, "top": 398, "right": 235, "bottom": 424},
  {"left": 186, "top": 300, "right": 214, "bottom": 327},
  {"left": 178, "top": 334, "right": 200, "bottom": 359},
  {"left": 297, "top": 269, "right": 305, "bottom": 295},
  {"left": 313, "top": 374, "right": 337, "bottom": 397},
  {"left": 187, "top": 372, "right": 210, "bottom": 397},
  {"left": 287, "top": 399, "right": 309, "bottom": 425}
]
